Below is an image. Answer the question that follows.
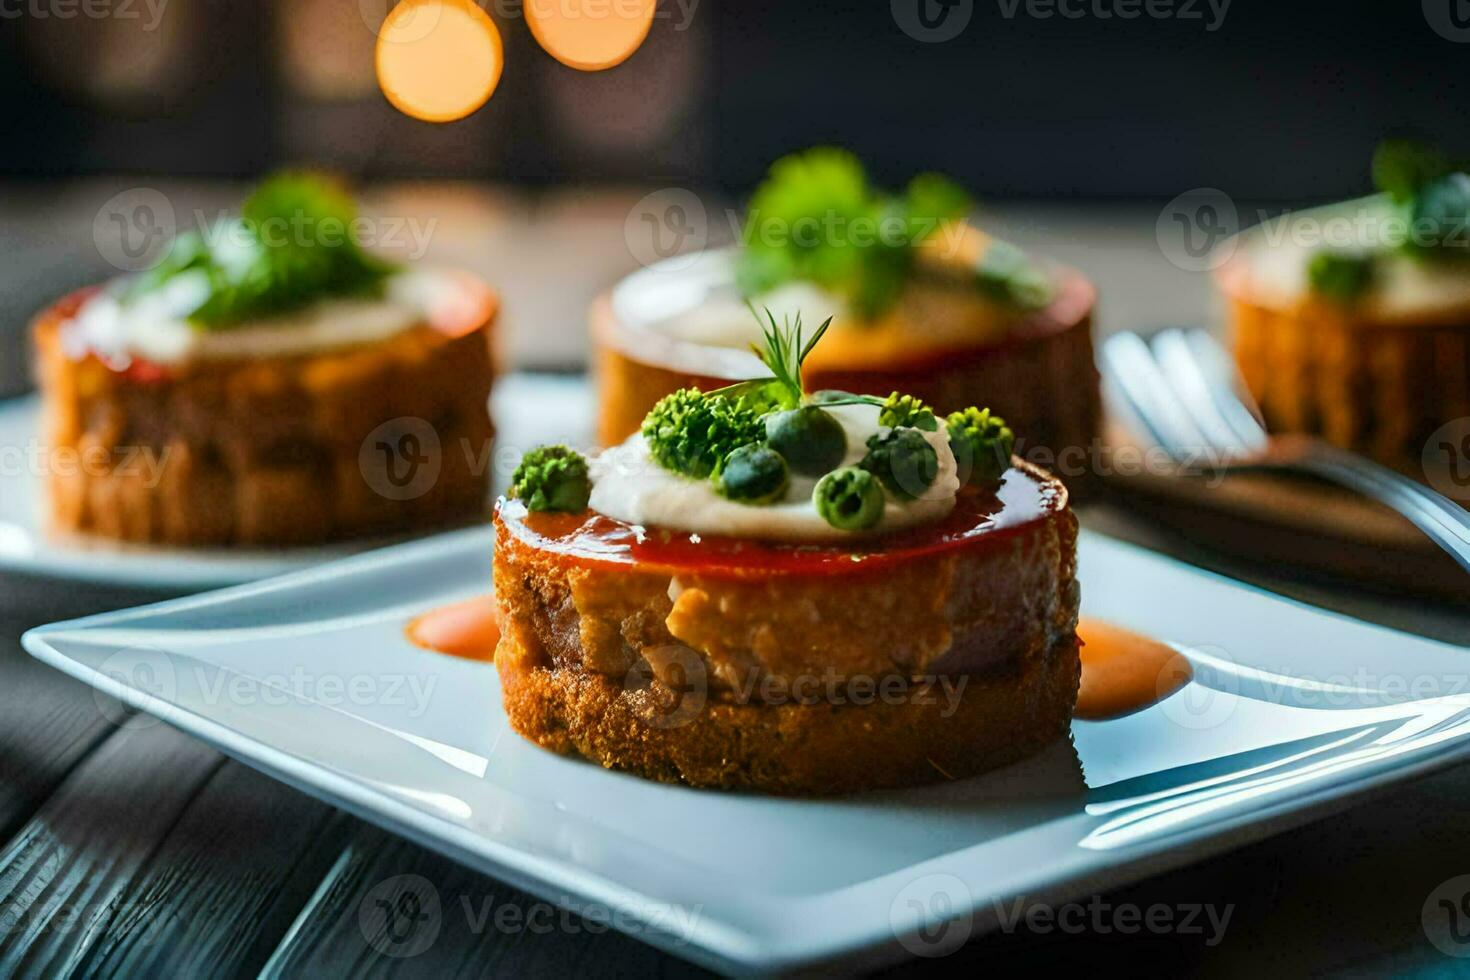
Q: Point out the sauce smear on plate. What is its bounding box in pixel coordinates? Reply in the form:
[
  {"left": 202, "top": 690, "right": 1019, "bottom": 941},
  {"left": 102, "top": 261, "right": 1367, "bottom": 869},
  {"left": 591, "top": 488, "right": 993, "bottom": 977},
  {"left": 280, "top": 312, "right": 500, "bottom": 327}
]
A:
[
  {"left": 406, "top": 595, "right": 500, "bottom": 661},
  {"left": 1075, "top": 618, "right": 1192, "bottom": 720}
]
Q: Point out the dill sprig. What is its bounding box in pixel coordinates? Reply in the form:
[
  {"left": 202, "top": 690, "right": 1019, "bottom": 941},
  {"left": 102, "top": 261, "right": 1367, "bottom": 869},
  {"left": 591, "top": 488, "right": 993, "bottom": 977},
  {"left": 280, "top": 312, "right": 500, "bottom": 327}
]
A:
[
  {"left": 752, "top": 305, "right": 832, "bottom": 407},
  {"left": 708, "top": 305, "right": 834, "bottom": 411}
]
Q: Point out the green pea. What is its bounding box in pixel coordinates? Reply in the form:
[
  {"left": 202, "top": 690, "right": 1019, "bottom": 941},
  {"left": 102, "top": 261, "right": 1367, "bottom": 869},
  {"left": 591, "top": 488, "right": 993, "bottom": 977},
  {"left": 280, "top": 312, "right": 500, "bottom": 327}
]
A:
[
  {"left": 814, "top": 466, "right": 885, "bottom": 531},
  {"left": 716, "top": 444, "right": 789, "bottom": 505},
  {"left": 860, "top": 429, "right": 938, "bottom": 499},
  {"left": 765, "top": 406, "right": 847, "bottom": 476}
]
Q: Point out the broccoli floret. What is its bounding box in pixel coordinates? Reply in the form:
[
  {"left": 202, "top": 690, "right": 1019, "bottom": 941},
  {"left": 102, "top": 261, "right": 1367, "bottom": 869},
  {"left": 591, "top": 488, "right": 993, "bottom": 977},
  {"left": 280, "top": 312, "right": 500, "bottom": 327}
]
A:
[
  {"left": 946, "top": 406, "right": 1015, "bottom": 487},
  {"left": 511, "top": 445, "right": 591, "bottom": 512},
  {"left": 877, "top": 391, "right": 937, "bottom": 431},
  {"left": 641, "top": 388, "right": 764, "bottom": 480}
]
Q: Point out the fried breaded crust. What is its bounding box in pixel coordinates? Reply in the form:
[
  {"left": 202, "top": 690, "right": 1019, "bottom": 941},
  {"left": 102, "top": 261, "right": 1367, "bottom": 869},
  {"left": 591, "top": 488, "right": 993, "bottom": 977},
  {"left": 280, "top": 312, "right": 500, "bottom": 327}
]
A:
[{"left": 495, "top": 627, "right": 1080, "bottom": 796}]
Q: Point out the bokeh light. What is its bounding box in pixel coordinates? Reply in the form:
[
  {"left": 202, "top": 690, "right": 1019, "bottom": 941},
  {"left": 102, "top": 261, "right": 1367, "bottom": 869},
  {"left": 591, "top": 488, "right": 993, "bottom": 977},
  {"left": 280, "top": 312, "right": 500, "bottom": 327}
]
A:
[
  {"left": 526, "top": 0, "right": 656, "bottom": 72},
  {"left": 375, "top": 0, "right": 503, "bottom": 123}
]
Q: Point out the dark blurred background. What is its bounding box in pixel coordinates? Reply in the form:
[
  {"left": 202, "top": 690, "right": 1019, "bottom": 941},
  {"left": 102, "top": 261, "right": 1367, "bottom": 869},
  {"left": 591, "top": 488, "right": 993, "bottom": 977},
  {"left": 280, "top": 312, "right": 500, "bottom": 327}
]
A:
[
  {"left": 2, "top": 0, "right": 1466, "bottom": 198},
  {"left": 1, "top": 0, "right": 1469, "bottom": 396}
]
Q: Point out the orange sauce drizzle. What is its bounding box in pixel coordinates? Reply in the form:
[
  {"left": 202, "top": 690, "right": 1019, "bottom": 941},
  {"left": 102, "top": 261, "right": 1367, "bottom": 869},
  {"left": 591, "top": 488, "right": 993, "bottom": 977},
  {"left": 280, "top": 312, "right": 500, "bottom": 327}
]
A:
[
  {"left": 406, "top": 595, "right": 500, "bottom": 661},
  {"left": 1075, "top": 617, "right": 1193, "bottom": 720}
]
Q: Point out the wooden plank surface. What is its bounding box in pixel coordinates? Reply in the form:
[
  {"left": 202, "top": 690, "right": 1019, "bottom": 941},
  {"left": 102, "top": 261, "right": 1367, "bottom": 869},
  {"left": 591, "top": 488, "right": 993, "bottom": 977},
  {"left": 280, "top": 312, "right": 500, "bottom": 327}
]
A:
[
  {"left": 0, "top": 724, "right": 222, "bottom": 977},
  {"left": 69, "top": 763, "right": 349, "bottom": 979},
  {"left": 262, "top": 825, "right": 710, "bottom": 980}
]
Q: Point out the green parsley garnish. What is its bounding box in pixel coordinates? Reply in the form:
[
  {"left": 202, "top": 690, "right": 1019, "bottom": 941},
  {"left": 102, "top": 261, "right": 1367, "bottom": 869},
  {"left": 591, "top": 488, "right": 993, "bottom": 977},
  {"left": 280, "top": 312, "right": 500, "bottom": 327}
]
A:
[
  {"left": 1412, "top": 173, "right": 1470, "bottom": 256},
  {"left": 946, "top": 406, "right": 1014, "bottom": 487},
  {"left": 126, "top": 172, "right": 397, "bottom": 329},
  {"left": 1307, "top": 251, "right": 1376, "bottom": 304},
  {"left": 511, "top": 445, "right": 591, "bottom": 513},
  {"left": 1370, "top": 139, "right": 1470, "bottom": 263},
  {"left": 1372, "top": 139, "right": 1453, "bottom": 205},
  {"left": 735, "top": 147, "right": 972, "bottom": 319}
]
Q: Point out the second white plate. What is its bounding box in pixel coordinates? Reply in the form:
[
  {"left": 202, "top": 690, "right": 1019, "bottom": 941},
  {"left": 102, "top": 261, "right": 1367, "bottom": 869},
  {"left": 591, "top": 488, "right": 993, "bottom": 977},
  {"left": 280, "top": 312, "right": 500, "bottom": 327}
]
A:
[{"left": 0, "top": 374, "right": 591, "bottom": 589}]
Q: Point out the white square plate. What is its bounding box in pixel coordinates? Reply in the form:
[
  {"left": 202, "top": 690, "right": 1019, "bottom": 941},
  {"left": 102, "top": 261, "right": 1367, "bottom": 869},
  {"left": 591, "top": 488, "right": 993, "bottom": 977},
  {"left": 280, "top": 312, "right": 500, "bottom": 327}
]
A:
[{"left": 23, "top": 527, "right": 1470, "bottom": 973}]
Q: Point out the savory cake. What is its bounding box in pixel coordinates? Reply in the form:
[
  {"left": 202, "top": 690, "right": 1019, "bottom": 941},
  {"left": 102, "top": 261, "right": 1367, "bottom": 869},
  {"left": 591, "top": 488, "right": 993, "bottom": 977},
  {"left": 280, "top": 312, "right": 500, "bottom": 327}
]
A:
[
  {"left": 1219, "top": 140, "right": 1470, "bottom": 474},
  {"left": 32, "top": 175, "right": 497, "bottom": 546},
  {"left": 496, "top": 311, "right": 1080, "bottom": 795},
  {"left": 594, "top": 148, "right": 1100, "bottom": 473}
]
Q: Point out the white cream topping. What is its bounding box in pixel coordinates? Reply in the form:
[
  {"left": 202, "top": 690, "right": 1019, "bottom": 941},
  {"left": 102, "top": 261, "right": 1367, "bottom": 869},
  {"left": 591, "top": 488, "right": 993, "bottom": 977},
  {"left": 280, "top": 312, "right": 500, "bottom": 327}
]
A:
[
  {"left": 1232, "top": 195, "right": 1470, "bottom": 320},
  {"left": 61, "top": 267, "right": 470, "bottom": 367},
  {"left": 588, "top": 402, "right": 960, "bottom": 543}
]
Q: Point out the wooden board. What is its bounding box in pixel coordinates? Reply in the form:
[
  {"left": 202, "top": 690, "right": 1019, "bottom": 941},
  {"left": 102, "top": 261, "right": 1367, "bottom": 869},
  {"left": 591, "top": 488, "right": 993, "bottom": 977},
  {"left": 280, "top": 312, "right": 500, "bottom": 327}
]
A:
[{"left": 1095, "top": 423, "right": 1469, "bottom": 602}]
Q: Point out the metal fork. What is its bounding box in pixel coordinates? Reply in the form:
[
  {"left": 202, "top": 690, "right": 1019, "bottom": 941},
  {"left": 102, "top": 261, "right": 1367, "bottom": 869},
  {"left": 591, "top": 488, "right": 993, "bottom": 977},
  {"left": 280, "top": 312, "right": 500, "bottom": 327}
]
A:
[{"left": 1100, "top": 327, "right": 1470, "bottom": 575}]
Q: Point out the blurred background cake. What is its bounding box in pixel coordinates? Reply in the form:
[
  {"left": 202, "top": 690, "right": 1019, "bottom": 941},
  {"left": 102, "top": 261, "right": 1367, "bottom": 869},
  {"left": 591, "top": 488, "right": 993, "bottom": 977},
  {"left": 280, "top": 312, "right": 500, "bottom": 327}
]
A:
[
  {"left": 593, "top": 148, "right": 1100, "bottom": 475},
  {"left": 32, "top": 175, "right": 497, "bottom": 546},
  {"left": 1219, "top": 141, "right": 1470, "bottom": 476}
]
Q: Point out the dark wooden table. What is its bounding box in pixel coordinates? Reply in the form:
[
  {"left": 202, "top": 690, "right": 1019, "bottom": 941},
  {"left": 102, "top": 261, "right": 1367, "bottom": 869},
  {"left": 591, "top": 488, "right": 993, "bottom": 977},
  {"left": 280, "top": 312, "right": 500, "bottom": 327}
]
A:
[{"left": 2, "top": 504, "right": 1468, "bottom": 978}]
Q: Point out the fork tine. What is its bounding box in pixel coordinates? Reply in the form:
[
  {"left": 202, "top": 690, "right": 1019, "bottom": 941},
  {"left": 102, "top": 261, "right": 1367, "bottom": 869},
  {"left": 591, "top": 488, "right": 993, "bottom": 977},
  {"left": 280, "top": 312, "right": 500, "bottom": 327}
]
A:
[
  {"left": 1181, "top": 329, "right": 1269, "bottom": 450},
  {"left": 1099, "top": 332, "right": 1209, "bottom": 457},
  {"left": 1151, "top": 329, "right": 1252, "bottom": 458}
]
